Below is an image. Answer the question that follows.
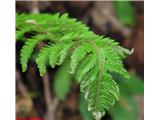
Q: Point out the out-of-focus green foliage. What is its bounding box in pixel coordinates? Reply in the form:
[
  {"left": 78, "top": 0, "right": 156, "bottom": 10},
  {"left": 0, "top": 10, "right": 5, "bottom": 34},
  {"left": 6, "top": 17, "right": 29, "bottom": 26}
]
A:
[
  {"left": 109, "top": 92, "right": 138, "bottom": 120},
  {"left": 120, "top": 74, "right": 144, "bottom": 95},
  {"left": 53, "top": 60, "right": 72, "bottom": 100},
  {"left": 113, "top": 1, "right": 135, "bottom": 26},
  {"left": 78, "top": 93, "right": 93, "bottom": 120},
  {"left": 109, "top": 73, "right": 143, "bottom": 120},
  {"left": 112, "top": 73, "right": 144, "bottom": 95}
]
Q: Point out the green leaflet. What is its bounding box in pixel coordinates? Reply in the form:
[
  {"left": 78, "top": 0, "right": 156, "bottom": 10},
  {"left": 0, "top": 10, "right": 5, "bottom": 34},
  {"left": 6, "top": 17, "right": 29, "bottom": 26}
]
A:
[
  {"left": 109, "top": 73, "right": 143, "bottom": 120},
  {"left": 80, "top": 68, "right": 97, "bottom": 93},
  {"left": 123, "top": 74, "right": 143, "bottom": 95},
  {"left": 36, "top": 43, "right": 72, "bottom": 76},
  {"left": 49, "top": 45, "right": 62, "bottom": 68},
  {"left": 78, "top": 93, "right": 93, "bottom": 120},
  {"left": 105, "top": 60, "right": 130, "bottom": 79},
  {"left": 56, "top": 43, "right": 72, "bottom": 65},
  {"left": 113, "top": 73, "right": 144, "bottom": 95},
  {"left": 36, "top": 45, "right": 51, "bottom": 76},
  {"left": 110, "top": 92, "right": 138, "bottom": 120},
  {"left": 76, "top": 54, "right": 96, "bottom": 82},
  {"left": 70, "top": 44, "right": 93, "bottom": 73},
  {"left": 17, "top": 13, "right": 132, "bottom": 120},
  {"left": 20, "top": 34, "right": 49, "bottom": 72},
  {"left": 113, "top": 1, "right": 135, "bottom": 26},
  {"left": 53, "top": 60, "right": 72, "bottom": 100},
  {"left": 88, "top": 73, "right": 120, "bottom": 120},
  {"left": 104, "top": 47, "right": 130, "bottom": 79}
]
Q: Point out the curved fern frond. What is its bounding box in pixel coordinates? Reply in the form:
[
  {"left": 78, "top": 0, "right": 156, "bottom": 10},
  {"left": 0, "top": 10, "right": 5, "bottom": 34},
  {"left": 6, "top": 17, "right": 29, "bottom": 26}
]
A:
[
  {"left": 76, "top": 54, "right": 96, "bottom": 82},
  {"left": 36, "top": 45, "right": 52, "bottom": 76},
  {"left": 88, "top": 73, "right": 120, "bottom": 120},
  {"left": 70, "top": 44, "right": 93, "bottom": 73},
  {"left": 16, "top": 13, "right": 133, "bottom": 120},
  {"left": 20, "top": 34, "right": 49, "bottom": 72},
  {"left": 56, "top": 43, "right": 72, "bottom": 65},
  {"left": 48, "top": 45, "right": 62, "bottom": 68}
]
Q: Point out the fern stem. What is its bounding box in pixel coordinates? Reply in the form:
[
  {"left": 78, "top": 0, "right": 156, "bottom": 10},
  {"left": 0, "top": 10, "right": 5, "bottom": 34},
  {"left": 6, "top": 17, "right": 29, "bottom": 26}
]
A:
[
  {"left": 89, "top": 41, "right": 104, "bottom": 108},
  {"left": 16, "top": 69, "right": 28, "bottom": 98},
  {"left": 96, "top": 49, "right": 103, "bottom": 106}
]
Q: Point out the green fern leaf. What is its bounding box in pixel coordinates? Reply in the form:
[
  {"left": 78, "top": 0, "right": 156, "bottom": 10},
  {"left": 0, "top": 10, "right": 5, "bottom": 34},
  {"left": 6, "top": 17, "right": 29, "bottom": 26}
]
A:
[
  {"left": 53, "top": 59, "right": 72, "bottom": 100},
  {"left": 36, "top": 45, "right": 51, "bottom": 76},
  {"left": 76, "top": 54, "right": 96, "bottom": 82},
  {"left": 70, "top": 44, "right": 93, "bottom": 73},
  {"left": 48, "top": 45, "right": 62, "bottom": 68},
  {"left": 16, "top": 13, "right": 132, "bottom": 120},
  {"left": 56, "top": 43, "right": 72, "bottom": 65},
  {"left": 80, "top": 68, "right": 98, "bottom": 93},
  {"left": 88, "top": 73, "right": 120, "bottom": 120},
  {"left": 20, "top": 34, "right": 48, "bottom": 72}
]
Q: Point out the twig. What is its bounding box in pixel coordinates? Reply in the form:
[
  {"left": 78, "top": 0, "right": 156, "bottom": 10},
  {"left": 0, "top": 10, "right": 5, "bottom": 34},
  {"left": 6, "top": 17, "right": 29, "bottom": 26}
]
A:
[
  {"left": 16, "top": 69, "right": 33, "bottom": 115},
  {"left": 31, "top": 1, "right": 40, "bottom": 14},
  {"left": 43, "top": 73, "right": 54, "bottom": 120},
  {"left": 16, "top": 69, "right": 28, "bottom": 97},
  {"left": 52, "top": 97, "right": 59, "bottom": 115}
]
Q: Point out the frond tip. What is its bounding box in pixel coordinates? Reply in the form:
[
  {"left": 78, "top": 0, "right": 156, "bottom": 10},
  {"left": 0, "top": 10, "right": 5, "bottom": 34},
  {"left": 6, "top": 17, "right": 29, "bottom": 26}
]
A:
[{"left": 16, "top": 13, "right": 132, "bottom": 120}]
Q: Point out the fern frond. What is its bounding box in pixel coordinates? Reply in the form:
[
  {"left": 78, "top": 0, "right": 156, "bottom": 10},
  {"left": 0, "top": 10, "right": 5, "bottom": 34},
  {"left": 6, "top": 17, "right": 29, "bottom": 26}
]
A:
[
  {"left": 20, "top": 34, "right": 49, "bottom": 72},
  {"left": 70, "top": 44, "right": 93, "bottom": 73},
  {"left": 16, "top": 13, "right": 133, "bottom": 120},
  {"left": 48, "top": 45, "right": 62, "bottom": 68},
  {"left": 36, "top": 45, "right": 51, "bottom": 76},
  {"left": 104, "top": 47, "right": 130, "bottom": 78},
  {"left": 56, "top": 43, "right": 72, "bottom": 65},
  {"left": 48, "top": 44, "right": 69, "bottom": 68},
  {"left": 76, "top": 54, "right": 96, "bottom": 82},
  {"left": 88, "top": 73, "right": 120, "bottom": 120},
  {"left": 105, "top": 60, "right": 130, "bottom": 79}
]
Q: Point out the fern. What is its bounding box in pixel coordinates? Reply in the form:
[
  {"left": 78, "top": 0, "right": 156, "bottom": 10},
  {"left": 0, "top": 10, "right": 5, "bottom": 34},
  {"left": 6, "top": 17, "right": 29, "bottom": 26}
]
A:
[{"left": 16, "top": 13, "right": 133, "bottom": 120}]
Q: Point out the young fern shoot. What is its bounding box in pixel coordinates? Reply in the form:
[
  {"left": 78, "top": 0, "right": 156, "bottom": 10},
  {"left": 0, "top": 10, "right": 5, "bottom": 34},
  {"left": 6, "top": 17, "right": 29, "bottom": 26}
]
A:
[{"left": 16, "top": 13, "right": 133, "bottom": 120}]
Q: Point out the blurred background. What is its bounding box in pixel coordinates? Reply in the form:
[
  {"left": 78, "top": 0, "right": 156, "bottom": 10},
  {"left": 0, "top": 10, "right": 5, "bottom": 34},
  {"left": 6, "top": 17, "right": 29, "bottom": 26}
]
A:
[{"left": 16, "top": 1, "right": 144, "bottom": 120}]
